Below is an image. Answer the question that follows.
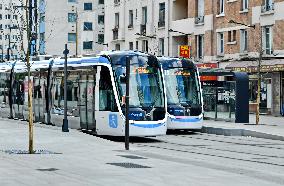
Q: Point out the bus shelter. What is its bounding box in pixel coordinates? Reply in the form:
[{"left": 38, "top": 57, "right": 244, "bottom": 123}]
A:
[{"left": 199, "top": 68, "right": 249, "bottom": 123}]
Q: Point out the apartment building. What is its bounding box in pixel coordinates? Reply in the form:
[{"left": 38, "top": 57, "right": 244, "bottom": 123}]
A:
[
  {"left": 0, "top": 0, "right": 26, "bottom": 60},
  {"left": 104, "top": 0, "right": 170, "bottom": 56},
  {"left": 39, "top": 0, "right": 105, "bottom": 56},
  {"left": 213, "top": 0, "right": 284, "bottom": 116}
]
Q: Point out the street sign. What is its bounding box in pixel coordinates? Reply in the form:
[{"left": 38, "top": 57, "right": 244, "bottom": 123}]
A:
[{"left": 178, "top": 45, "right": 190, "bottom": 58}]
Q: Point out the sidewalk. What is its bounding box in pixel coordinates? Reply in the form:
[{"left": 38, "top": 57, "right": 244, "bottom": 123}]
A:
[
  {"left": 2, "top": 118, "right": 282, "bottom": 186},
  {"left": 202, "top": 114, "right": 284, "bottom": 141}
]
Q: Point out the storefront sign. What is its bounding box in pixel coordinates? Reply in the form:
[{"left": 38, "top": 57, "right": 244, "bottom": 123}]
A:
[
  {"left": 197, "top": 63, "right": 218, "bottom": 81},
  {"left": 178, "top": 45, "right": 190, "bottom": 58},
  {"left": 229, "top": 64, "right": 284, "bottom": 73}
]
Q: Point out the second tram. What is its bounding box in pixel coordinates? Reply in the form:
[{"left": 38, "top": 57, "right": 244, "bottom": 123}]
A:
[{"left": 158, "top": 57, "right": 203, "bottom": 130}]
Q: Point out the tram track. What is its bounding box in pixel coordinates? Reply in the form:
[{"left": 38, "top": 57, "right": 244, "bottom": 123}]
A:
[
  {"left": 145, "top": 139, "right": 284, "bottom": 159},
  {"left": 127, "top": 132, "right": 284, "bottom": 167},
  {"left": 135, "top": 142, "right": 284, "bottom": 167},
  {"left": 174, "top": 133, "right": 284, "bottom": 150}
]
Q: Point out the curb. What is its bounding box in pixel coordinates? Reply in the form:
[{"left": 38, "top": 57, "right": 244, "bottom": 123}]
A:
[{"left": 201, "top": 126, "right": 284, "bottom": 141}]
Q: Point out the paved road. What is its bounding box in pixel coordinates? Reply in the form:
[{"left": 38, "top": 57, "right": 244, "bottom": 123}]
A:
[
  {"left": 1, "top": 119, "right": 284, "bottom": 186},
  {"left": 126, "top": 131, "right": 284, "bottom": 186}
]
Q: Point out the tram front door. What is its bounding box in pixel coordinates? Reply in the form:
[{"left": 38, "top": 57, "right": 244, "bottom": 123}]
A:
[{"left": 79, "top": 70, "right": 96, "bottom": 131}]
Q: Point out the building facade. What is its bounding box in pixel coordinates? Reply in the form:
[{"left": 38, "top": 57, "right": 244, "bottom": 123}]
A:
[
  {"left": 104, "top": 0, "right": 284, "bottom": 116},
  {"left": 105, "top": 0, "right": 170, "bottom": 56},
  {"left": 0, "top": 0, "right": 27, "bottom": 60},
  {"left": 39, "top": 0, "right": 105, "bottom": 56}
]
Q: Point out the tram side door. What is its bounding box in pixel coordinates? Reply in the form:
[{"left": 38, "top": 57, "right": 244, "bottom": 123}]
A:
[
  {"left": 79, "top": 68, "right": 96, "bottom": 130},
  {"left": 95, "top": 66, "right": 120, "bottom": 136}
]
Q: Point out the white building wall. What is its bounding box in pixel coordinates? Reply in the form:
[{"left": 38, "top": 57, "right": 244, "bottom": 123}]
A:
[
  {"left": 43, "top": 0, "right": 104, "bottom": 56},
  {"left": 105, "top": 0, "right": 170, "bottom": 56},
  {"left": 0, "top": 0, "right": 26, "bottom": 60}
]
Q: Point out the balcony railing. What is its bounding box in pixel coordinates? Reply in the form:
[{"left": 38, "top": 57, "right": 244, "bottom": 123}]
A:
[
  {"left": 261, "top": 3, "right": 274, "bottom": 13},
  {"left": 114, "top": 0, "right": 120, "bottom": 6},
  {"left": 128, "top": 24, "right": 133, "bottom": 29},
  {"left": 194, "top": 16, "right": 205, "bottom": 24},
  {"left": 140, "top": 24, "right": 146, "bottom": 35},
  {"left": 158, "top": 21, "right": 165, "bottom": 28},
  {"left": 112, "top": 27, "right": 118, "bottom": 40}
]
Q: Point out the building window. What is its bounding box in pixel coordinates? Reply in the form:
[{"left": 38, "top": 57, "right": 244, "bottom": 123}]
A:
[
  {"left": 240, "top": 29, "right": 248, "bottom": 53},
  {"left": 98, "top": 15, "right": 104, "bottom": 25},
  {"left": 218, "top": 0, "right": 225, "bottom": 15},
  {"left": 115, "top": 44, "right": 120, "bottom": 50},
  {"left": 129, "top": 42, "right": 133, "bottom": 50},
  {"left": 68, "top": 33, "right": 76, "bottom": 42},
  {"left": 196, "top": 35, "right": 204, "bottom": 59},
  {"left": 98, "top": 34, "right": 104, "bottom": 43},
  {"left": 98, "top": 0, "right": 104, "bottom": 4},
  {"left": 228, "top": 30, "right": 236, "bottom": 42},
  {"left": 68, "top": 13, "right": 77, "bottom": 22},
  {"left": 115, "top": 13, "right": 119, "bottom": 28},
  {"left": 83, "top": 22, "right": 93, "bottom": 30},
  {"left": 128, "top": 10, "right": 133, "bottom": 28},
  {"left": 83, "top": 41, "right": 93, "bottom": 50},
  {"left": 217, "top": 32, "right": 224, "bottom": 55},
  {"left": 142, "top": 40, "right": 148, "bottom": 52},
  {"left": 136, "top": 41, "right": 139, "bottom": 50},
  {"left": 158, "top": 3, "right": 165, "bottom": 28},
  {"left": 158, "top": 38, "right": 164, "bottom": 56},
  {"left": 263, "top": 26, "right": 272, "bottom": 55},
  {"left": 241, "top": 0, "right": 248, "bottom": 11},
  {"left": 262, "top": 0, "right": 274, "bottom": 12},
  {"left": 84, "top": 3, "right": 92, "bottom": 11},
  {"left": 142, "top": 7, "right": 147, "bottom": 25}
]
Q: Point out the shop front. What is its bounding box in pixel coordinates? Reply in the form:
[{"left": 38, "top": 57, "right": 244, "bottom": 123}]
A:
[{"left": 226, "top": 59, "right": 284, "bottom": 116}]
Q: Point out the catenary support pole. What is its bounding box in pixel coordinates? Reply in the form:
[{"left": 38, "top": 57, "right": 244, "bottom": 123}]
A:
[
  {"left": 125, "top": 56, "right": 130, "bottom": 150},
  {"left": 62, "top": 44, "right": 69, "bottom": 132}
]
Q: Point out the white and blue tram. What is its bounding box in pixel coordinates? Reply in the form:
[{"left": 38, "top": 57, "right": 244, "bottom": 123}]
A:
[
  {"left": 158, "top": 57, "right": 203, "bottom": 130},
  {"left": 0, "top": 51, "right": 167, "bottom": 136}
]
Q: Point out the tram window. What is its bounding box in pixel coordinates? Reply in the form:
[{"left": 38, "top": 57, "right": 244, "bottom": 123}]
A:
[{"left": 99, "top": 66, "right": 118, "bottom": 112}]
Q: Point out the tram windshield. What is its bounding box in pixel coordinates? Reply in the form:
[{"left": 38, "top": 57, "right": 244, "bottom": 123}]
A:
[
  {"left": 164, "top": 68, "right": 201, "bottom": 106},
  {"left": 113, "top": 55, "right": 164, "bottom": 109}
]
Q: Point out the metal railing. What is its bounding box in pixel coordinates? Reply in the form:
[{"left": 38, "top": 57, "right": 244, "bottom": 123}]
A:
[
  {"left": 261, "top": 3, "right": 274, "bottom": 13},
  {"left": 195, "top": 16, "right": 205, "bottom": 24},
  {"left": 140, "top": 24, "right": 146, "bottom": 35},
  {"left": 112, "top": 27, "right": 118, "bottom": 40}
]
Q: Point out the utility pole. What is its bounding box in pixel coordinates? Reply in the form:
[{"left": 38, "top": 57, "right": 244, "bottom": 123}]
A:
[
  {"left": 75, "top": 8, "right": 78, "bottom": 57},
  {"left": 256, "top": 26, "right": 263, "bottom": 125},
  {"left": 0, "top": 29, "right": 4, "bottom": 62}
]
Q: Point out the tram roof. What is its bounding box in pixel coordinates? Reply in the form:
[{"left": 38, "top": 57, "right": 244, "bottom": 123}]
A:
[
  {"left": 0, "top": 62, "right": 12, "bottom": 72},
  {"left": 99, "top": 50, "right": 148, "bottom": 57}
]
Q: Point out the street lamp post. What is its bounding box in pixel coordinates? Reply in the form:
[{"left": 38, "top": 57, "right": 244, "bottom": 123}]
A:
[
  {"left": 228, "top": 20, "right": 261, "bottom": 125},
  {"left": 125, "top": 56, "right": 130, "bottom": 150},
  {"left": 62, "top": 44, "right": 69, "bottom": 132}
]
